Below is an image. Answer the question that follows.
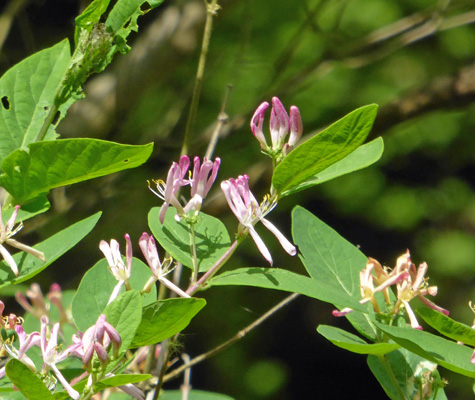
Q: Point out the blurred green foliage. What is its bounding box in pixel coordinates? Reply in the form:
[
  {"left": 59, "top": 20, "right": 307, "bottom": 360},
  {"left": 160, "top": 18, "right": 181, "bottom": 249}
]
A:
[{"left": 1, "top": 0, "right": 475, "bottom": 398}]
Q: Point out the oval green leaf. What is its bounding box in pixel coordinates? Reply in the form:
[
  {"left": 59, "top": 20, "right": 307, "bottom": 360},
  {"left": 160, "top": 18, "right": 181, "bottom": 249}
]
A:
[
  {"left": 149, "top": 207, "right": 232, "bottom": 272},
  {"left": 273, "top": 104, "right": 378, "bottom": 197},
  {"left": 1, "top": 139, "right": 153, "bottom": 203}
]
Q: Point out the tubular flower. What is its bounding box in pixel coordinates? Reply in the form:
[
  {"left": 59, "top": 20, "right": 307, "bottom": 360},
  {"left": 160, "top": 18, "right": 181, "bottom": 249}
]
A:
[
  {"left": 220, "top": 175, "right": 296, "bottom": 265},
  {"left": 188, "top": 156, "right": 221, "bottom": 212},
  {"left": 15, "top": 283, "right": 49, "bottom": 320},
  {"left": 139, "top": 232, "right": 190, "bottom": 298},
  {"left": 0, "top": 324, "right": 41, "bottom": 378},
  {"left": 149, "top": 155, "right": 190, "bottom": 223},
  {"left": 332, "top": 259, "right": 408, "bottom": 317},
  {"left": 99, "top": 234, "right": 133, "bottom": 304},
  {"left": 0, "top": 205, "right": 45, "bottom": 276},
  {"left": 393, "top": 251, "right": 449, "bottom": 330},
  {"left": 333, "top": 251, "right": 448, "bottom": 331},
  {"left": 250, "top": 97, "right": 303, "bottom": 158},
  {"left": 77, "top": 314, "right": 122, "bottom": 369},
  {"left": 40, "top": 317, "right": 82, "bottom": 400}
]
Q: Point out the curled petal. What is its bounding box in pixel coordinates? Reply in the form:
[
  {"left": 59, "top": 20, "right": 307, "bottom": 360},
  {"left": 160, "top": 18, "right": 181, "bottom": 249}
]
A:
[
  {"left": 251, "top": 102, "right": 270, "bottom": 150},
  {"left": 248, "top": 227, "right": 273, "bottom": 265},
  {"left": 260, "top": 218, "right": 297, "bottom": 256}
]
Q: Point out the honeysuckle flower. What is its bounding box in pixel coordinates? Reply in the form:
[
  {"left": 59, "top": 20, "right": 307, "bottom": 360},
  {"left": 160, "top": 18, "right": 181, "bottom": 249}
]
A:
[
  {"left": 149, "top": 155, "right": 190, "bottom": 224},
  {"left": 188, "top": 156, "right": 221, "bottom": 213},
  {"left": 332, "top": 259, "right": 408, "bottom": 317},
  {"left": 139, "top": 232, "right": 190, "bottom": 298},
  {"left": 100, "top": 234, "right": 133, "bottom": 304},
  {"left": 0, "top": 324, "right": 41, "bottom": 378},
  {"left": 40, "top": 317, "right": 81, "bottom": 400},
  {"left": 47, "top": 283, "right": 69, "bottom": 325},
  {"left": 394, "top": 253, "right": 449, "bottom": 330},
  {"left": 0, "top": 205, "right": 46, "bottom": 276},
  {"left": 250, "top": 97, "right": 303, "bottom": 158},
  {"left": 69, "top": 314, "right": 121, "bottom": 372},
  {"left": 15, "top": 283, "right": 49, "bottom": 320},
  {"left": 333, "top": 251, "right": 448, "bottom": 331},
  {"left": 220, "top": 175, "right": 296, "bottom": 265}
]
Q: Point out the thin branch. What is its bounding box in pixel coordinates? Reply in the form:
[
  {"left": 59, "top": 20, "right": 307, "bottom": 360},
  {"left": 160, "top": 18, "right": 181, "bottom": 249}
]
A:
[
  {"left": 0, "top": 0, "right": 29, "bottom": 53},
  {"left": 163, "top": 293, "right": 300, "bottom": 383},
  {"left": 205, "top": 84, "right": 232, "bottom": 160},
  {"left": 181, "top": 0, "right": 221, "bottom": 156}
]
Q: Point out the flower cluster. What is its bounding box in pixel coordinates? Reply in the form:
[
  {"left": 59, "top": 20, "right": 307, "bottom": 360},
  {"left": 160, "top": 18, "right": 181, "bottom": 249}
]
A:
[
  {"left": 221, "top": 174, "right": 296, "bottom": 265},
  {"left": 149, "top": 155, "right": 221, "bottom": 224},
  {"left": 0, "top": 296, "right": 144, "bottom": 400},
  {"left": 251, "top": 97, "right": 303, "bottom": 161},
  {"left": 333, "top": 251, "right": 448, "bottom": 330}
]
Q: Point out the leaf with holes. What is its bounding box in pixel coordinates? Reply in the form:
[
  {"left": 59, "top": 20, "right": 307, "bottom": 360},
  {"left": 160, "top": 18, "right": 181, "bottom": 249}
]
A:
[
  {"left": 0, "top": 139, "right": 153, "bottom": 203},
  {"left": 0, "top": 40, "right": 73, "bottom": 165}
]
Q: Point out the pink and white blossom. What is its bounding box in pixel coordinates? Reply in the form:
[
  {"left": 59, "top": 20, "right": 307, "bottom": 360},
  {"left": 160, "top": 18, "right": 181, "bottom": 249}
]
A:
[
  {"left": 99, "top": 234, "right": 133, "bottom": 304},
  {"left": 139, "top": 232, "right": 190, "bottom": 298},
  {"left": 0, "top": 206, "right": 45, "bottom": 276},
  {"left": 221, "top": 175, "right": 296, "bottom": 265}
]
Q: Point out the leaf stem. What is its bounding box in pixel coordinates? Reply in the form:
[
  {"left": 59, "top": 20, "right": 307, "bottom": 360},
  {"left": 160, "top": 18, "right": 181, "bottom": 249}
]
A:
[
  {"left": 378, "top": 354, "right": 408, "bottom": 400},
  {"left": 163, "top": 293, "right": 300, "bottom": 383},
  {"left": 181, "top": 0, "right": 221, "bottom": 156},
  {"left": 186, "top": 239, "right": 239, "bottom": 296},
  {"left": 189, "top": 223, "right": 199, "bottom": 284},
  {"left": 35, "top": 102, "right": 60, "bottom": 143}
]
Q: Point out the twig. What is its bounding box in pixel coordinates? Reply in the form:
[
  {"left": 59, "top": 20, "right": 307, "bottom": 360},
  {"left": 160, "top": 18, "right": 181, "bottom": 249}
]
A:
[
  {"left": 163, "top": 292, "right": 300, "bottom": 383},
  {"left": 205, "top": 84, "right": 232, "bottom": 160},
  {"left": 0, "top": 0, "right": 29, "bottom": 53},
  {"left": 181, "top": 0, "right": 221, "bottom": 156}
]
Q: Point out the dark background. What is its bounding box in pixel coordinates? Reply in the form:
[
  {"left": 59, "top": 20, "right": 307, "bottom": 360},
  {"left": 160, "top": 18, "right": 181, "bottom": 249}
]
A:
[{"left": 1, "top": 0, "right": 475, "bottom": 398}]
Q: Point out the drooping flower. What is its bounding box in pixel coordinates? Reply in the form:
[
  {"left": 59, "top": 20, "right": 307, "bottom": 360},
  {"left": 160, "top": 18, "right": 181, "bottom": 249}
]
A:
[
  {"left": 332, "top": 258, "right": 408, "bottom": 317},
  {"left": 15, "top": 283, "right": 49, "bottom": 320},
  {"left": 0, "top": 323, "right": 41, "bottom": 378},
  {"left": 149, "top": 155, "right": 190, "bottom": 223},
  {"left": 40, "top": 317, "right": 81, "bottom": 400},
  {"left": 221, "top": 175, "right": 296, "bottom": 265},
  {"left": 99, "top": 234, "right": 133, "bottom": 304},
  {"left": 250, "top": 97, "right": 303, "bottom": 157},
  {"left": 139, "top": 232, "right": 190, "bottom": 298},
  {"left": 393, "top": 252, "right": 449, "bottom": 330},
  {"left": 332, "top": 251, "right": 448, "bottom": 331},
  {"left": 0, "top": 205, "right": 46, "bottom": 276}
]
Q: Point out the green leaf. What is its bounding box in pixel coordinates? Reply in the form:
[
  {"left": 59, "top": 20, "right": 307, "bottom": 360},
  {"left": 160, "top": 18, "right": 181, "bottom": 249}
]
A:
[
  {"left": 209, "top": 267, "right": 366, "bottom": 312},
  {"left": 149, "top": 207, "right": 232, "bottom": 272},
  {"left": 273, "top": 104, "right": 378, "bottom": 197},
  {"left": 1, "top": 139, "right": 153, "bottom": 203},
  {"left": 5, "top": 359, "right": 54, "bottom": 400},
  {"left": 72, "top": 257, "right": 157, "bottom": 332},
  {"left": 1, "top": 196, "right": 50, "bottom": 223},
  {"left": 417, "top": 307, "right": 475, "bottom": 346},
  {"left": 104, "top": 290, "right": 142, "bottom": 354},
  {"left": 94, "top": 374, "right": 152, "bottom": 391},
  {"left": 317, "top": 325, "right": 399, "bottom": 355},
  {"left": 292, "top": 206, "right": 377, "bottom": 339},
  {"left": 291, "top": 137, "right": 384, "bottom": 191},
  {"left": 375, "top": 321, "right": 475, "bottom": 378},
  {"left": 368, "top": 349, "right": 448, "bottom": 400},
  {"left": 159, "top": 390, "right": 234, "bottom": 400},
  {"left": 131, "top": 298, "right": 206, "bottom": 348},
  {"left": 0, "top": 40, "right": 72, "bottom": 165},
  {"left": 106, "top": 0, "right": 165, "bottom": 53},
  {"left": 75, "top": 0, "right": 111, "bottom": 31},
  {"left": 0, "top": 212, "right": 101, "bottom": 289}
]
